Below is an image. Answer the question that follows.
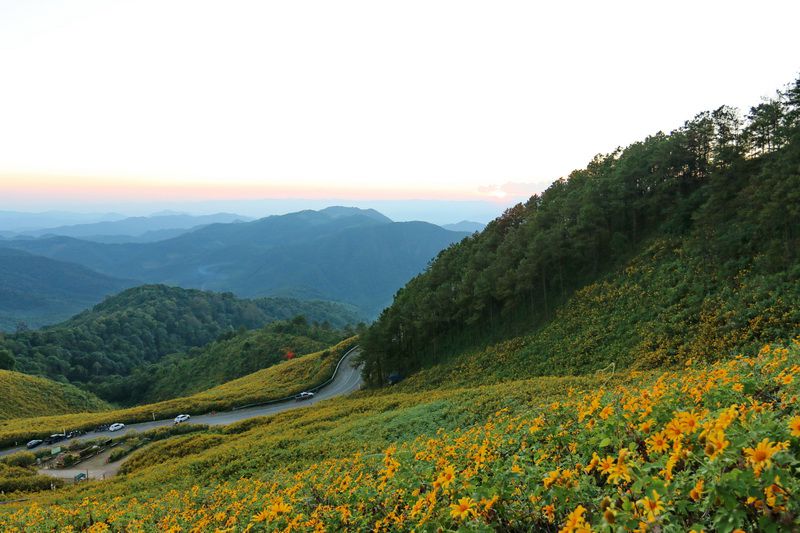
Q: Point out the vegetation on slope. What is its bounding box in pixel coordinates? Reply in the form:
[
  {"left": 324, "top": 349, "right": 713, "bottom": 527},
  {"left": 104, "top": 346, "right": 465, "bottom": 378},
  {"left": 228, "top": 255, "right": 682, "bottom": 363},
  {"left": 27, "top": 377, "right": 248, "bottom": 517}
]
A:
[
  {"left": 1, "top": 341, "right": 799, "bottom": 532},
  {"left": 95, "top": 316, "right": 351, "bottom": 405},
  {"left": 386, "top": 237, "right": 800, "bottom": 392},
  {"left": 0, "top": 337, "right": 357, "bottom": 448},
  {"left": 0, "top": 451, "right": 64, "bottom": 496},
  {"left": 362, "top": 76, "right": 800, "bottom": 385},
  {"left": 1, "top": 284, "right": 362, "bottom": 402},
  {"left": 0, "top": 369, "right": 109, "bottom": 421}
]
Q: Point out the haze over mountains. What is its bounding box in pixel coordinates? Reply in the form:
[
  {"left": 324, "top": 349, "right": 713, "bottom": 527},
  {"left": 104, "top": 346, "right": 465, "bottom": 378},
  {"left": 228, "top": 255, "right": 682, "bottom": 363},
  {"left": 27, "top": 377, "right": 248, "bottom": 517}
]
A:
[
  {"left": 0, "top": 207, "right": 470, "bottom": 328},
  {"left": 0, "top": 248, "right": 135, "bottom": 331},
  {"left": 11, "top": 212, "right": 253, "bottom": 243}
]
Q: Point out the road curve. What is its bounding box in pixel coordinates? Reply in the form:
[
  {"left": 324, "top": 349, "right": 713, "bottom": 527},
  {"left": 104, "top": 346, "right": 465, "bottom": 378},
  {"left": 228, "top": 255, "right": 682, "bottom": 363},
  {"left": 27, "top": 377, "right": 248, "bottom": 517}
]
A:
[{"left": 0, "top": 348, "right": 363, "bottom": 458}]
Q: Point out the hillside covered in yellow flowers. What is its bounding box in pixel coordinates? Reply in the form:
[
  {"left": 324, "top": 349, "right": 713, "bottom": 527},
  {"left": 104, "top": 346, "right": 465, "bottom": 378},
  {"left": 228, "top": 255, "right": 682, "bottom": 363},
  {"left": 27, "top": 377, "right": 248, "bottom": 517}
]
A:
[{"left": 1, "top": 341, "right": 799, "bottom": 531}]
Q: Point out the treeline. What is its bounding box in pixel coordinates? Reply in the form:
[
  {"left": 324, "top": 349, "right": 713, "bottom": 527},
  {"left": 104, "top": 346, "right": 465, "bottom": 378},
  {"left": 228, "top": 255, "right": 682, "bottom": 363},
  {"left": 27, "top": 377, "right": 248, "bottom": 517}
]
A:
[
  {"left": 0, "top": 285, "right": 363, "bottom": 395},
  {"left": 361, "top": 76, "right": 800, "bottom": 385},
  {"left": 97, "top": 316, "right": 351, "bottom": 405}
]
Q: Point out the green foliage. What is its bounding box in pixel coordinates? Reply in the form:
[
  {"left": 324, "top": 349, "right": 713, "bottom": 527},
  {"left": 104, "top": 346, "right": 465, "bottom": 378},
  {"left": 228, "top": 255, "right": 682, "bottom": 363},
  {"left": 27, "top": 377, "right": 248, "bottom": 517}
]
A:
[
  {"left": 95, "top": 319, "right": 349, "bottom": 405},
  {"left": 0, "top": 451, "right": 36, "bottom": 468},
  {"left": 1, "top": 284, "right": 362, "bottom": 403},
  {"left": 0, "top": 348, "right": 14, "bottom": 370},
  {"left": 386, "top": 239, "right": 800, "bottom": 391},
  {"left": 0, "top": 337, "right": 357, "bottom": 448},
  {"left": 0, "top": 451, "right": 63, "bottom": 497},
  {"left": 362, "top": 75, "right": 800, "bottom": 385},
  {"left": 108, "top": 424, "right": 211, "bottom": 465},
  {"left": 0, "top": 369, "right": 109, "bottom": 421},
  {"left": 119, "top": 433, "right": 227, "bottom": 475}
]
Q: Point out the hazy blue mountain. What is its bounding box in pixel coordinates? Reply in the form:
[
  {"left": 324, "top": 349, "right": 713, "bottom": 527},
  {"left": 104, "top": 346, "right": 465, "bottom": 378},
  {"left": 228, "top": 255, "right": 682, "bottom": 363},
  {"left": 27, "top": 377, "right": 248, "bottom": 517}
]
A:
[
  {"left": 80, "top": 227, "right": 197, "bottom": 243},
  {"left": 0, "top": 211, "right": 125, "bottom": 232},
  {"left": 0, "top": 207, "right": 468, "bottom": 316},
  {"left": 441, "top": 221, "right": 486, "bottom": 233},
  {"left": 0, "top": 248, "right": 135, "bottom": 331},
  {"left": 21, "top": 212, "right": 252, "bottom": 239}
]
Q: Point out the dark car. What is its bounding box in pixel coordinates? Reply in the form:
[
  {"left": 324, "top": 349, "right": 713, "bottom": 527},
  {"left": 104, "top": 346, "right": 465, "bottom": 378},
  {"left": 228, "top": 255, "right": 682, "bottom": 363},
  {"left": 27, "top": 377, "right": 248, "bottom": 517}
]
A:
[
  {"left": 26, "top": 439, "right": 43, "bottom": 449},
  {"left": 44, "top": 433, "right": 66, "bottom": 445}
]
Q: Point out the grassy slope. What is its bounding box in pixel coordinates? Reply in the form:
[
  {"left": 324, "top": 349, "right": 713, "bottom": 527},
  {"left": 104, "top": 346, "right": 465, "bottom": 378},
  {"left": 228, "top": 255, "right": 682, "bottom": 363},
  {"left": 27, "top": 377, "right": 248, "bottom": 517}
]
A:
[
  {"left": 394, "top": 238, "right": 800, "bottom": 392},
  {"left": 0, "top": 338, "right": 356, "bottom": 447},
  {"left": 2, "top": 341, "right": 798, "bottom": 532},
  {"left": 0, "top": 369, "right": 109, "bottom": 421}
]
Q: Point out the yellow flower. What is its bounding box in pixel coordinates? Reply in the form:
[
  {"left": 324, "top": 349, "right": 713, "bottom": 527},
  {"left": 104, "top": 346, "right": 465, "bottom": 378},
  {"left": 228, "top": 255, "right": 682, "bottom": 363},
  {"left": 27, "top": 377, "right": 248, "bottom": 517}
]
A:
[
  {"left": 677, "top": 411, "right": 701, "bottom": 434},
  {"left": 270, "top": 498, "right": 292, "bottom": 517},
  {"left": 732, "top": 383, "right": 744, "bottom": 392},
  {"left": 511, "top": 463, "right": 523, "bottom": 474},
  {"left": 704, "top": 430, "right": 729, "bottom": 460},
  {"left": 598, "top": 456, "right": 615, "bottom": 476},
  {"left": 584, "top": 452, "right": 600, "bottom": 474},
  {"left": 559, "top": 505, "right": 591, "bottom": 533},
  {"left": 253, "top": 509, "right": 270, "bottom": 523},
  {"left": 789, "top": 416, "right": 800, "bottom": 437},
  {"left": 542, "top": 504, "right": 555, "bottom": 523},
  {"left": 599, "top": 406, "right": 614, "bottom": 420},
  {"left": 479, "top": 495, "right": 498, "bottom": 512},
  {"left": 435, "top": 464, "right": 456, "bottom": 489},
  {"left": 543, "top": 469, "right": 560, "bottom": 489},
  {"left": 449, "top": 497, "right": 476, "bottom": 520},
  {"left": 647, "top": 431, "right": 669, "bottom": 454},
  {"left": 637, "top": 490, "right": 664, "bottom": 523},
  {"left": 664, "top": 419, "right": 683, "bottom": 440},
  {"left": 744, "top": 439, "right": 783, "bottom": 476},
  {"left": 689, "top": 479, "right": 704, "bottom": 502}
]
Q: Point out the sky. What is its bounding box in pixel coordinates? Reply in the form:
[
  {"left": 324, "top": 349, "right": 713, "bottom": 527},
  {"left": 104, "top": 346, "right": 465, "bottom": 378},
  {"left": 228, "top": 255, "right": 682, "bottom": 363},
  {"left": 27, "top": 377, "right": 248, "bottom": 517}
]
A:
[{"left": 0, "top": 0, "right": 798, "bottom": 222}]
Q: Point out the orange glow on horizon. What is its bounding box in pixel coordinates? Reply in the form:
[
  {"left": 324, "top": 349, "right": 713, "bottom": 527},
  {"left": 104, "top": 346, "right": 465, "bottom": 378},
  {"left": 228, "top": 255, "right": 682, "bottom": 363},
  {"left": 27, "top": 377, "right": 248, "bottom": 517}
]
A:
[{"left": 0, "top": 174, "right": 516, "bottom": 203}]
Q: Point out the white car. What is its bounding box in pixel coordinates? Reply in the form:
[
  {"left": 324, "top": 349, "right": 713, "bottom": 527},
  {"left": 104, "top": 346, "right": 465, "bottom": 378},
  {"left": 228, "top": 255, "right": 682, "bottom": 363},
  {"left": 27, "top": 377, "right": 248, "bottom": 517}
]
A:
[
  {"left": 108, "top": 423, "right": 125, "bottom": 432},
  {"left": 174, "top": 414, "right": 191, "bottom": 424},
  {"left": 295, "top": 391, "right": 315, "bottom": 401}
]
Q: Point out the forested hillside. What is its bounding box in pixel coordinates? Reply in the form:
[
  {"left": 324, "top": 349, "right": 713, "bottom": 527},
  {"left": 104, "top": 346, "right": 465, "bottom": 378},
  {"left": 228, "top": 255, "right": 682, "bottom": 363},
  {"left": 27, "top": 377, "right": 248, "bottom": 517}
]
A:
[
  {"left": 0, "top": 285, "right": 362, "bottom": 400},
  {"left": 0, "top": 248, "right": 134, "bottom": 331},
  {"left": 362, "top": 77, "right": 800, "bottom": 385},
  {"left": 97, "top": 317, "right": 351, "bottom": 405}
]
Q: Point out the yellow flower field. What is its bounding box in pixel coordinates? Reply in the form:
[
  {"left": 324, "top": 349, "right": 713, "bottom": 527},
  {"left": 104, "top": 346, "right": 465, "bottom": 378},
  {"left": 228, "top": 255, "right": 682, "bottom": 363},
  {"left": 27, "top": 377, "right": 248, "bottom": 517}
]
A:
[{"left": 2, "top": 340, "right": 799, "bottom": 532}]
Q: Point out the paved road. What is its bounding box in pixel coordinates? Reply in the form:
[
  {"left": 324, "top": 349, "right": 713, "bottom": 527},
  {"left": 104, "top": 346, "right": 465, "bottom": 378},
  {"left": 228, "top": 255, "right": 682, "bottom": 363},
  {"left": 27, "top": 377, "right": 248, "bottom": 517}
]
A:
[
  {"left": 0, "top": 348, "right": 362, "bottom": 459},
  {"left": 38, "top": 448, "right": 125, "bottom": 481}
]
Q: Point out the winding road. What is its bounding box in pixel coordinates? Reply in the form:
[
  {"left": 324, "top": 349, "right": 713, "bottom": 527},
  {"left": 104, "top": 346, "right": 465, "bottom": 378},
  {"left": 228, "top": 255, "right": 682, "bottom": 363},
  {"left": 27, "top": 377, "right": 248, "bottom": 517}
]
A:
[{"left": 0, "top": 348, "right": 363, "bottom": 460}]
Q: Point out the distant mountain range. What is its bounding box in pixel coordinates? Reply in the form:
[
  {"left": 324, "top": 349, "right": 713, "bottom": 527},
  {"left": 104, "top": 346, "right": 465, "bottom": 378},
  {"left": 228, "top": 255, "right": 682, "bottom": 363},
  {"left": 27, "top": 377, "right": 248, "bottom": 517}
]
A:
[
  {"left": 6, "top": 212, "right": 253, "bottom": 243},
  {"left": 0, "top": 207, "right": 469, "bottom": 317},
  {"left": 441, "top": 220, "right": 486, "bottom": 233},
  {"left": 0, "top": 210, "right": 126, "bottom": 233}
]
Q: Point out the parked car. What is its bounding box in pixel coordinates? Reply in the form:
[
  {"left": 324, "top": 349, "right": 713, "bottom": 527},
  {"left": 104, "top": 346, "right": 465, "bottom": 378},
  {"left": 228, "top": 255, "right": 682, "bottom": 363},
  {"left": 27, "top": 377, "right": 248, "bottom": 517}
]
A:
[
  {"left": 44, "top": 433, "right": 66, "bottom": 445},
  {"left": 108, "top": 423, "right": 125, "bottom": 432},
  {"left": 174, "top": 414, "right": 191, "bottom": 424},
  {"left": 295, "top": 391, "right": 315, "bottom": 401},
  {"left": 26, "top": 439, "right": 43, "bottom": 449}
]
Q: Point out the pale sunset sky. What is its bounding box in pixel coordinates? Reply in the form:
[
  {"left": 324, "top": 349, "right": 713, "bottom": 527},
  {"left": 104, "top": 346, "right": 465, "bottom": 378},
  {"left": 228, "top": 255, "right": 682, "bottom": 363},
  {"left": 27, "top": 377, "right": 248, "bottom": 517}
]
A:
[{"left": 0, "top": 0, "right": 798, "bottom": 217}]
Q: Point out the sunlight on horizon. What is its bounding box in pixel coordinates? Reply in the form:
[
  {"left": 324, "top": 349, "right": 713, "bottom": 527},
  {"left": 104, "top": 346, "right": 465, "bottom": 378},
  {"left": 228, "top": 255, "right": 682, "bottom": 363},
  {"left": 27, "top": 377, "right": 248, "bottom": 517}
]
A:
[{"left": 0, "top": 0, "right": 798, "bottom": 210}]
